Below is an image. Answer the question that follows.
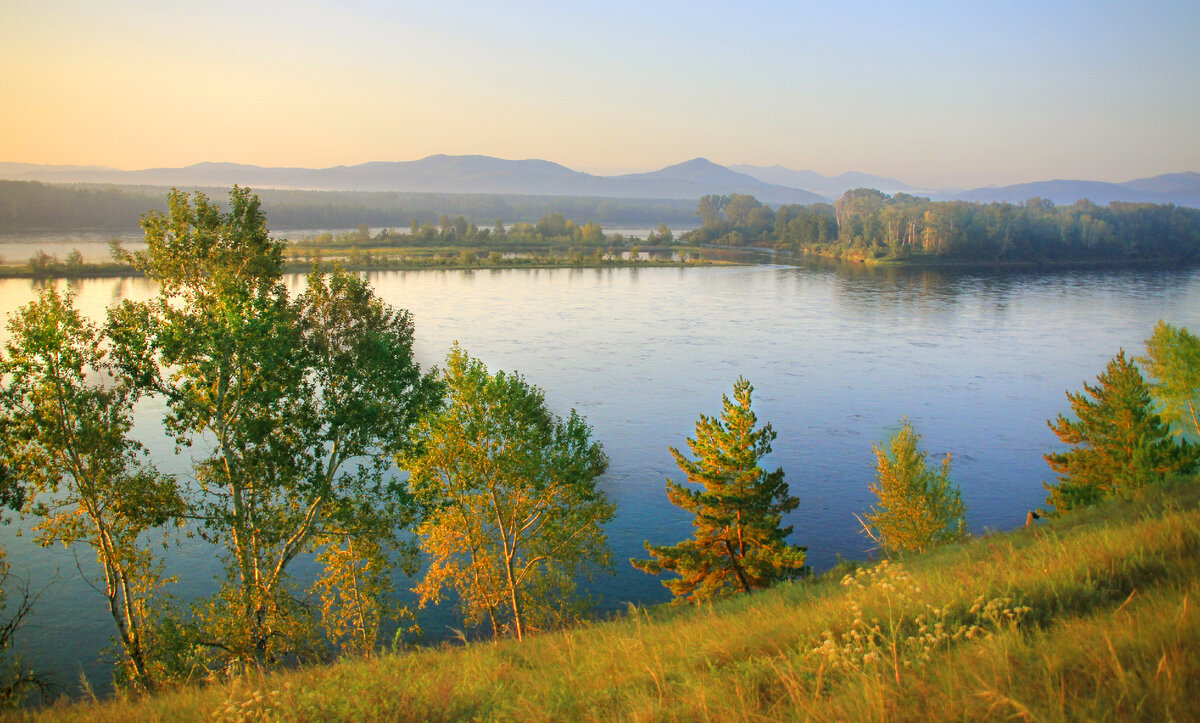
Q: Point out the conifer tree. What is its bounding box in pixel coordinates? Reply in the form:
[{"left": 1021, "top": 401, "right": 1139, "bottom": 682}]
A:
[
  {"left": 1044, "top": 350, "right": 1197, "bottom": 514},
  {"left": 632, "top": 378, "right": 807, "bottom": 602},
  {"left": 865, "top": 419, "right": 966, "bottom": 556}
]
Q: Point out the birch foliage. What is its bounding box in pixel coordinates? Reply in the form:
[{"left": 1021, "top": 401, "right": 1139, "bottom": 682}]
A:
[
  {"left": 1140, "top": 320, "right": 1200, "bottom": 440},
  {"left": 865, "top": 419, "right": 966, "bottom": 556},
  {"left": 110, "top": 188, "right": 435, "bottom": 666},
  {"left": 401, "top": 345, "right": 613, "bottom": 641},
  {"left": 0, "top": 287, "right": 182, "bottom": 688}
]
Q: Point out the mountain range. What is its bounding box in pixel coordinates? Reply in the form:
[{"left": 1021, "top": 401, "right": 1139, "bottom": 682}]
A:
[
  {"left": 0, "top": 157, "right": 823, "bottom": 206},
  {"left": 2, "top": 157, "right": 1198, "bottom": 208}
]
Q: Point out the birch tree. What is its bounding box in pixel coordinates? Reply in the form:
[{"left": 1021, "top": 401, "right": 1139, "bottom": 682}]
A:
[
  {"left": 110, "top": 188, "right": 435, "bottom": 666},
  {"left": 401, "top": 345, "right": 613, "bottom": 640},
  {"left": 864, "top": 419, "right": 966, "bottom": 556},
  {"left": 1140, "top": 320, "right": 1200, "bottom": 439},
  {"left": 0, "top": 287, "right": 182, "bottom": 688}
]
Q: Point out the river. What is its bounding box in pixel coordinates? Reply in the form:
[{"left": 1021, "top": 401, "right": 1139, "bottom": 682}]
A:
[{"left": 1, "top": 260, "right": 1198, "bottom": 698}]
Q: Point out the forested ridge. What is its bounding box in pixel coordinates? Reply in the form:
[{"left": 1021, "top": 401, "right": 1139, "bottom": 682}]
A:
[
  {"left": 0, "top": 182, "right": 156, "bottom": 231},
  {"left": 0, "top": 181, "right": 696, "bottom": 232},
  {"left": 683, "top": 189, "right": 1200, "bottom": 264}
]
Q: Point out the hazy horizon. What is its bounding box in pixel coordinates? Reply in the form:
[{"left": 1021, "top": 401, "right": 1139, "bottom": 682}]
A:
[
  {"left": 3, "top": 0, "right": 1198, "bottom": 189},
  {"left": 6, "top": 155, "right": 1194, "bottom": 193}
]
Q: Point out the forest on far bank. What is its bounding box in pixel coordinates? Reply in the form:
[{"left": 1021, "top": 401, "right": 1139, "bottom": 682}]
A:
[
  {"left": 683, "top": 189, "right": 1200, "bottom": 264},
  {"left": 6, "top": 179, "right": 1200, "bottom": 267}
]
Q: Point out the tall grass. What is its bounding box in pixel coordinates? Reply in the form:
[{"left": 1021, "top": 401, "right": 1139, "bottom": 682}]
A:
[{"left": 18, "top": 478, "right": 1200, "bottom": 722}]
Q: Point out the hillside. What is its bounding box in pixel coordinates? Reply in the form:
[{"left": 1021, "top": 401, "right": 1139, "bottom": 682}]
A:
[
  {"left": 725, "top": 165, "right": 1200, "bottom": 208},
  {"left": 24, "top": 477, "right": 1200, "bottom": 722}
]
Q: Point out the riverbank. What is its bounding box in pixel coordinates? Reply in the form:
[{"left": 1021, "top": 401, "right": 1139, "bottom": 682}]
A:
[{"left": 23, "top": 476, "right": 1200, "bottom": 721}]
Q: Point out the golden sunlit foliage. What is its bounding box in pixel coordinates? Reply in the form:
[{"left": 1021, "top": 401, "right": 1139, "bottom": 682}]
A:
[
  {"left": 0, "top": 287, "right": 183, "bottom": 689},
  {"left": 633, "top": 377, "right": 808, "bottom": 601},
  {"left": 864, "top": 419, "right": 966, "bottom": 556},
  {"left": 401, "top": 345, "right": 614, "bottom": 640},
  {"left": 1140, "top": 320, "right": 1200, "bottom": 440}
]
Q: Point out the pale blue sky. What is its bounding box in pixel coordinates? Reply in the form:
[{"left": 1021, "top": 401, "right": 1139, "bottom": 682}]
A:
[{"left": 2, "top": 0, "right": 1197, "bottom": 187}]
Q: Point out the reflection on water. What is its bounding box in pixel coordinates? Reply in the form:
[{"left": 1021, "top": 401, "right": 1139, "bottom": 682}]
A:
[{"left": 1, "top": 260, "right": 1199, "bottom": 699}]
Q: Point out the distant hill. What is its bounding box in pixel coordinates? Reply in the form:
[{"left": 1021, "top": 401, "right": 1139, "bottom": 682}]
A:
[
  {"left": 0, "top": 180, "right": 704, "bottom": 233},
  {"left": 952, "top": 173, "right": 1200, "bottom": 207},
  {"left": 0, "top": 156, "right": 825, "bottom": 206},
  {"left": 603, "top": 158, "right": 826, "bottom": 205},
  {"left": 730, "top": 164, "right": 920, "bottom": 197}
]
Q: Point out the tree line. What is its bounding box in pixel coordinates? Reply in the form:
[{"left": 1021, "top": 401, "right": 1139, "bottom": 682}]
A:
[
  {"left": 0, "top": 187, "right": 1197, "bottom": 703},
  {"left": 294, "top": 215, "right": 678, "bottom": 253},
  {"left": 683, "top": 190, "right": 1200, "bottom": 263},
  {"left": 0, "top": 181, "right": 156, "bottom": 231},
  {"left": 299, "top": 213, "right": 613, "bottom": 249}
]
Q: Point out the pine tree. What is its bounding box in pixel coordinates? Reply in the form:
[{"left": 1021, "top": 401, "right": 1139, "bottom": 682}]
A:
[
  {"left": 632, "top": 378, "right": 807, "bottom": 602},
  {"left": 1044, "top": 350, "right": 1197, "bottom": 514},
  {"left": 865, "top": 419, "right": 966, "bottom": 556}
]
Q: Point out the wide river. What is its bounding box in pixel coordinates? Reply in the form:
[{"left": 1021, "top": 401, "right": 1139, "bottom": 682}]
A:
[{"left": 2, "top": 259, "right": 1199, "bottom": 698}]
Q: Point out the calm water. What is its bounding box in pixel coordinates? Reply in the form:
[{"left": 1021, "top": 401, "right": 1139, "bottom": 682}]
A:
[{"left": 2, "top": 261, "right": 1199, "bottom": 698}]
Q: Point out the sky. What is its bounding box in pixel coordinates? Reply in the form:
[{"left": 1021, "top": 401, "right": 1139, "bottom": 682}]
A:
[{"left": 2, "top": 0, "right": 1198, "bottom": 189}]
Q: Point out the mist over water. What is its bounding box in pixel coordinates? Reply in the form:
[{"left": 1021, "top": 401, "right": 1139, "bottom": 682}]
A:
[{"left": 2, "top": 260, "right": 1198, "bottom": 699}]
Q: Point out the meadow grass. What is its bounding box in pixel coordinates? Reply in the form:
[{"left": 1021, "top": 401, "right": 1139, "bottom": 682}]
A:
[{"left": 17, "top": 477, "right": 1200, "bottom": 721}]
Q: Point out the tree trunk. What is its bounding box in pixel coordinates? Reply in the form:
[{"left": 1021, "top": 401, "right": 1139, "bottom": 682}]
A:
[
  {"left": 723, "top": 539, "right": 752, "bottom": 593},
  {"left": 488, "top": 485, "right": 525, "bottom": 640},
  {"left": 95, "top": 523, "right": 151, "bottom": 688},
  {"left": 505, "top": 563, "right": 525, "bottom": 641}
]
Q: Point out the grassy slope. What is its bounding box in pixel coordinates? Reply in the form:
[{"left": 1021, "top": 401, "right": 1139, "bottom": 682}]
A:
[{"left": 21, "top": 479, "right": 1200, "bottom": 722}]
